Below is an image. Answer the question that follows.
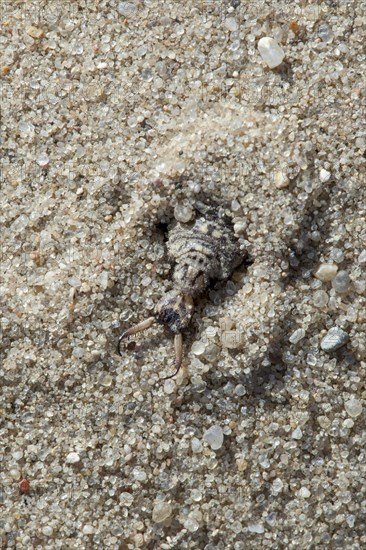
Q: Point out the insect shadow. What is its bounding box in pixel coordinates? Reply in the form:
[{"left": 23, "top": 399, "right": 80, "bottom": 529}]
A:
[{"left": 176, "top": 175, "right": 344, "bottom": 408}]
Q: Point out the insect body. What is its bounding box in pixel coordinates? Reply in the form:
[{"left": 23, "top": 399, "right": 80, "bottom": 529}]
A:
[{"left": 118, "top": 203, "right": 242, "bottom": 379}]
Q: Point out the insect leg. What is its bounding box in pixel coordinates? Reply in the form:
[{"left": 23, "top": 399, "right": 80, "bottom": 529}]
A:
[
  {"left": 117, "top": 317, "right": 155, "bottom": 356},
  {"left": 162, "top": 333, "right": 183, "bottom": 380}
]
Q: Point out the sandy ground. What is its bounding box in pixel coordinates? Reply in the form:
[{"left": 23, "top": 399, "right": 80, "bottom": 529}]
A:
[{"left": 1, "top": 0, "right": 365, "bottom": 548}]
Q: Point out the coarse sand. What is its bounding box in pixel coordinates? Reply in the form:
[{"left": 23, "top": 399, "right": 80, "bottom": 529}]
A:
[{"left": 1, "top": 1, "right": 365, "bottom": 548}]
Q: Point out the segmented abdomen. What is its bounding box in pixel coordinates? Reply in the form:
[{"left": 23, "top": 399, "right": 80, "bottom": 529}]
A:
[{"left": 167, "top": 215, "right": 241, "bottom": 295}]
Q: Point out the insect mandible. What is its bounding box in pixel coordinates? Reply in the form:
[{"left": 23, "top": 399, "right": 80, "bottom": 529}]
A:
[{"left": 118, "top": 202, "right": 243, "bottom": 379}]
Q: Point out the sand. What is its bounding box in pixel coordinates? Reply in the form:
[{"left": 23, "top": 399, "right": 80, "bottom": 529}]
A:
[{"left": 1, "top": 0, "right": 365, "bottom": 548}]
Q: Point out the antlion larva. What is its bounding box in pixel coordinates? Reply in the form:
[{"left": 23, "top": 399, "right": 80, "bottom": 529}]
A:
[{"left": 118, "top": 202, "right": 244, "bottom": 378}]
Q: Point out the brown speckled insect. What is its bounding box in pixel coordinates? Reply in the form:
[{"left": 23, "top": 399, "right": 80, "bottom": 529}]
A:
[{"left": 118, "top": 202, "right": 243, "bottom": 379}]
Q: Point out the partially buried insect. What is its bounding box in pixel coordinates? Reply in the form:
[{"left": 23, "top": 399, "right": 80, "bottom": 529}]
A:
[{"left": 118, "top": 202, "right": 243, "bottom": 379}]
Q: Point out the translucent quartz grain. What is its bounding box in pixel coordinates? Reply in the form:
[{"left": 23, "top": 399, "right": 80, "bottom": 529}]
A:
[
  {"left": 289, "top": 328, "right": 305, "bottom": 344},
  {"left": 319, "top": 169, "right": 331, "bottom": 182},
  {"left": 358, "top": 250, "right": 366, "bottom": 264},
  {"left": 132, "top": 467, "right": 147, "bottom": 481},
  {"left": 257, "top": 37, "right": 285, "bottom": 68},
  {"left": 330, "top": 248, "right": 344, "bottom": 263},
  {"left": 152, "top": 501, "right": 172, "bottom": 523},
  {"left": 313, "top": 290, "right": 329, "bottom": 307},
  {"left": 37, "top": 152, "right": 49, "bottom": 166},
  {"left": 319, "top": 25, "right": 334, "bottom": 43},
  {"left": 191, "top": 341, "right": 206, "bottom": 355},
  {"left": 314, "top": 263, "right": 338, "bottom": 282},
  {"left": 320, "top": 327, "right": 349, "bottom": 352},
  {"left": 224, "top": 17, "right": 239, "bottom": 32},
  {"left": 65, "top": 452, "right": 80, "bottom": 464},
  {"left": 118, "top": 2, "right": 136, "bottom": 16},
  {"left": 203, "top": 425, "right": 224, "bottom": 450},
  {"left": 174, "top": 204, "right": 193, "bottom": 222},
  {"left": 332, "top": 271, "right": 351, "bottom": 293},
  {"left": 298, "top": 487, "right": 311, "bottom": 498},
  {"left": 344, "top": 398, "right": 362, "bottom": 418},
  {"left": 248, "top": 523, "right": 265, "bottom": 534}
]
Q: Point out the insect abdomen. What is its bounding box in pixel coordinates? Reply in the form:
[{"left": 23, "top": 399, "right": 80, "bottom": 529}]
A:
[{"left": 167, "top": 212, "right": 241, "bottom": 295}]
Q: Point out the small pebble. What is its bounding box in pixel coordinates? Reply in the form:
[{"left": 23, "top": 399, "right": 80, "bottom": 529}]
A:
[
  {"left": 266, "top": 512, "right": 277, "bottom": 526},
  {"left": 72, "top": 347, "right": 85, "bottom": 358},
  {"left": 298, "top": 487, "right": 311, "bottom": 498},
  {"left": 99, "top": 271, "right": 109, "bottom": 289},
  {"left": 191, "top": 437, "right": 203, "bottom": 453},
  {"left": 313, "top": 289, "right": 329, "bottom": 307},
  {"left": 37, "top": 152, "right": 50, "bottom": 166},
  {"left": 292, "top": 428, "right": 303, "bottom": 440},
  {"left": 272, "top": 478, "right": 283, "bottom": 494},
  {"left": 221, "top": 328, "right": 244, "bottom": 349},
  {"left": 332, "top": 270, "right": 351, "bottom": 293},
  {"left": 320, "top": 327, "right": 349, "bottom": 352},
  {"left": 118, "top": 2, "right": 137, "bottom": 16},
  {"left": 163, "top": 378, "right": 175, "bottom": 394},
  {"left": 306, "top": 353, "right": 318, "bottom": 366},
  {"left": 174, "top": 204, "right": 193, "bottom": 223},
  {"left": 330, "top": 248, "right": 344, "bottom": 263},
  {"left": 314, "top": 263, "right": 338, "bottom": 282},
  {"left": 65, "top": 451, "right": 80, "bottom": 464},
  {"left": 344, "top": 398, "right": 362, "bottom": 418},
  {"left": 248, "top": 523, "right": 265, "bottom": 534},
  {"left": 99, "top": 373, "right": 113, "bottom": 387},
  {"left": 319, "top": 169, "right": 331, "bottom": 182},
  {"left": 10, "top": 214, "right": 29, "bottom": 234},
  {"left": 19, "top": 479, "right": 30, "bottom": 494},
  {"left": 257, "top": 37, "right": 285, "bottom": 68},
  {"left": 274, "top": 171, "right": 289, "bottom": 188},
  {"left": 346, "top": 515, "right": 356, "bottom": 528},
  {"left": 237, "top": 458, "right": 248, "bottom": 472},
  {"left": 224, "top": 17, "right": 238, "bottom": 32},
  {"left": 132, "top": 467, "right": 147, "bottom": 481},
  {"left": 152, "top": 501, "right": 172, "bottom": 523},
  {"left": 357, "top": 250, "right": 366, "bottom": 264},
  {"left": 203, "top": 425, "right": 224, "bottom": 450},
  {"left": 191, "top": 489, "right": 203, "bottom": 502},
  {"left": 234, "top": 384, "right": 246, "bottom": 396},
  {"left": 184, "top": 510, "right": 202, "bottom": 532},
  {"left": 191, "top": 340, "right": 206, "bottom": 356},
  {"left": 318, "top": 416, "right": 331, "bottom": 429},
  {"left": 289, "top": 328, "right": 305, "bottom": 344},
  {"left": 26, "top": 26, "right": 44, "bottom": 38},
  {"left": 318, "top": 24, "right": 334, "bottom": 43},
  {"left": 234, "top": 221, "right": 246, "bottom": 233},
  {"left": 13, "top": 450, "right": 23, "bottom": 461},
  {"left": 206, "top": 326, "right": 217, "bottom": 339},
  {"left": 120, "top": 492, "right": 134, "bottom": 506}
]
